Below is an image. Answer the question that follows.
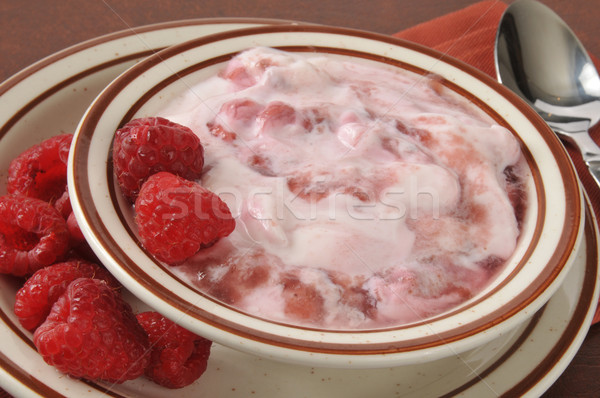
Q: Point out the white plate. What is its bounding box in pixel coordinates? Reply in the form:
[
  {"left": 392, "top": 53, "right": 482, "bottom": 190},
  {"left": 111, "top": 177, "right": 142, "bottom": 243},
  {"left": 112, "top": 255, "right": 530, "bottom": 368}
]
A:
[{"left": 0, "top": 19, "right": 597, "bottom": 397}]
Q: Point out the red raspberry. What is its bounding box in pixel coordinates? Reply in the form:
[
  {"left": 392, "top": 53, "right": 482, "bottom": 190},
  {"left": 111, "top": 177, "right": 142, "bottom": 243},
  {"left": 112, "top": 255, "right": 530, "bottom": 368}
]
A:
[
  {"left": 206, "top": 98, "right": 264, "bottom": 143},
  {"left": 14, "top": 260, "right": 120, "bottom": 331},
  {"left": 134, "top": 172, "right": 235, "bottom": 264},
  {"left": 66, "top": 241, "right": 100, "bottom": 264},
  {"left": 219, "top": 98, "right": 263, "bottom": 123},
  {"left": 195, "top": 249, "right": 276, "bottom": 305},
  {"left": 257, "top": 101, "right": 298, "bottom": 131},
  {"left": 66, "top": 212, "right": 85, "bottom": 244},
  {"left": 0, "top": 195, "right": 70, "bottom": 276},
  {"left": 257, "top": 101, "right": 311, "bottom": 132},
  {"left": 33, "top": 278, "right": 150, "bottom": 383},
  {"left": 61, "top": 195, "right": 94, "bottom": 260},
  {"left": 7, "top": 134, "right": 73, "bottom": 204},
  {"left": 220, "top": 62, "right": 256, "bottom": 88},
  {"left": 207, "top": 123, "right": 237, "bottom": 142},
  {"left": 136, "top": 311, "right": 211, "bottom": 389},
  {"left": 112, "top": 117, "right": 204, "bottom": 201},
  {"left": 53, "top": 190, "right": 72, "bottom": 219},
  {"left": 281, "top": 273, "right": 325, "bottom": 322}
]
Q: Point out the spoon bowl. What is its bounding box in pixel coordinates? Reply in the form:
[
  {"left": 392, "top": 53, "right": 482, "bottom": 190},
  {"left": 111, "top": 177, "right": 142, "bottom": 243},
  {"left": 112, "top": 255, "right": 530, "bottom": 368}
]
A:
[{"left": 495, "top": 0, "right": 600, "bottom": 184}]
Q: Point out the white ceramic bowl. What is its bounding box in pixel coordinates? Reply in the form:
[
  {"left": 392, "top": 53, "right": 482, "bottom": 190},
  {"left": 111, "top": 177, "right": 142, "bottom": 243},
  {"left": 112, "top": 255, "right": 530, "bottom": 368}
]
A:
[{"left": 68, "top": 25, "right": 584, "bottom": 368}]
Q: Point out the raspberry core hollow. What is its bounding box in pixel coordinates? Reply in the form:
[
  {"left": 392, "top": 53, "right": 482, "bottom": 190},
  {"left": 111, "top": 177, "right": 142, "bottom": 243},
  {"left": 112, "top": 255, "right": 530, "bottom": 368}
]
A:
[{"left": 138, "top": 47, "right": 529, "bottom": 329}]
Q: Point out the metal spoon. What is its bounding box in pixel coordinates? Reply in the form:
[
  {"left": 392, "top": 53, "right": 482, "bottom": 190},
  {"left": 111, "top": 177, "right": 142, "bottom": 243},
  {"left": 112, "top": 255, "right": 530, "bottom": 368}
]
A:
[{"left": 495, "top": 0, "right": 600, "bottom": 186}]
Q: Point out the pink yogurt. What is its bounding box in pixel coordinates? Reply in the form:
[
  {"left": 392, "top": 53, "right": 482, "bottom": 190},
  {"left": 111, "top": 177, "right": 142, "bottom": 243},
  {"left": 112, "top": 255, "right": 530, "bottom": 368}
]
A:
[{"left": 155, "top": 47, "right": 529, "bottom": 329}]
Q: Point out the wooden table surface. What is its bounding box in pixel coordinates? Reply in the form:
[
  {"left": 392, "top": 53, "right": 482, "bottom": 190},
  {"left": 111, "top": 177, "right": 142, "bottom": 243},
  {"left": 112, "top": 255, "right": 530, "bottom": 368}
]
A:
[{"left": 0, "top": 0, "right": 599, "bottom": 396}]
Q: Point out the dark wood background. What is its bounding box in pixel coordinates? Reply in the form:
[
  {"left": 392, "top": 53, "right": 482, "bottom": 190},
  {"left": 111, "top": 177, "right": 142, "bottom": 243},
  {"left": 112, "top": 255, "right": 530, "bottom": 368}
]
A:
[
  {"left": 1, "top": 1, "right": 599, "bottom": 396},
  {"left": 1, "top": 0, "right": 599, "bottom": 82}
]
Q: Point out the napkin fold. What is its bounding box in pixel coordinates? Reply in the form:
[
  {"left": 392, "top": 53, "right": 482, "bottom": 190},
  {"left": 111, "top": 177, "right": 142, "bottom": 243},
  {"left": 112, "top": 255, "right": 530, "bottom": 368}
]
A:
[{"left": 395, "top": 0, "right": 600, "bottom": 325}]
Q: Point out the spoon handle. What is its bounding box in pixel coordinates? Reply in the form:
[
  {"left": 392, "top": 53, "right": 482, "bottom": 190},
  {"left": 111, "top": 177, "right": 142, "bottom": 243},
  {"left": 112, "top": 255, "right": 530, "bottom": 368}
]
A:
[{"left": 562, "top": 131, "right": 600, "bottom": 188}]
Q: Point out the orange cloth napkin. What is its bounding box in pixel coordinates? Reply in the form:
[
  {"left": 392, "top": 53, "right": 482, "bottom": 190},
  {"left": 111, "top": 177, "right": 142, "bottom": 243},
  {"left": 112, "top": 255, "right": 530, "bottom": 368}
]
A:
[{"left": 395, "top": 0, "right": 600, "bottom": 325}]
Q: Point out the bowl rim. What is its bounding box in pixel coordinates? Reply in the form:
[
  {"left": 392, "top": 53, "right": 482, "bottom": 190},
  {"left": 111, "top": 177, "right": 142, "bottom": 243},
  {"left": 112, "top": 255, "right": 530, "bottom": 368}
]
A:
[{"left": 69, "top": 24, "right": 583, "bottom": 365}]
